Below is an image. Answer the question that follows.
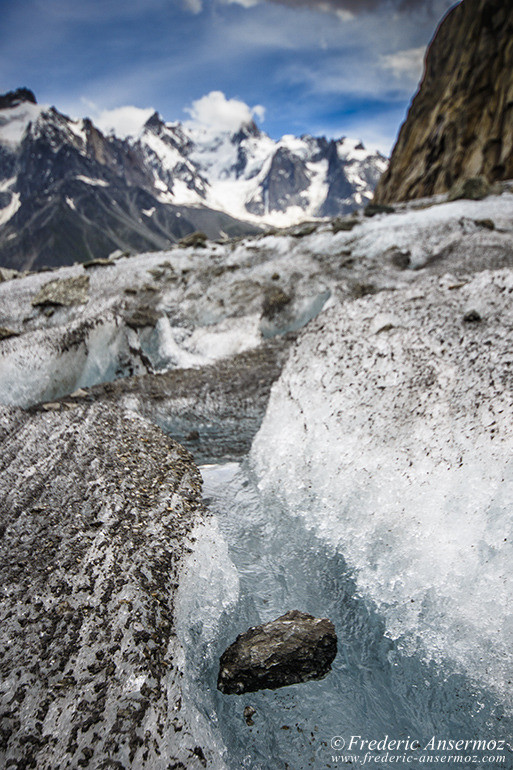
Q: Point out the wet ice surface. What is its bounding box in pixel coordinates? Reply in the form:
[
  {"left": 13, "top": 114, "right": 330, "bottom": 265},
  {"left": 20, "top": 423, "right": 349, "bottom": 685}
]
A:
[
  {"left": 252, "top": 268, "right": 513, "bottom": 705},
  {"left": 2, "top": 191, "right": 513, "bottom": 407},
  {"left": 176, "top": 463, "right": 513, "bottom": 770}
]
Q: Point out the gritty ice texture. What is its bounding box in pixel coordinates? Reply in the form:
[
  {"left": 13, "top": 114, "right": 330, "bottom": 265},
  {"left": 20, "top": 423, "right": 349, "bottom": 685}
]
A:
[
  {"left": 3, "top": 191, "right": 513, "bottom": 408},
  {"left": 252, "top": 268, "right": 513, "bottom": 701},
  {"left": 0, "top": 402, "right": 210, "bottom": 769}
]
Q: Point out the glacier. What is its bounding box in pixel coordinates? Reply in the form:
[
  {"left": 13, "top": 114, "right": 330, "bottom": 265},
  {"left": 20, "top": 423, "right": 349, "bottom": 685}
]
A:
[
  {"left": 3, "top": 186, "right": 513, "bottom": 767},
  {"left": 3, "top": 190, "right": 513, "bottom": 409},
  {"left": 171, "top": 190, "right": 513, "bottom": 767}
]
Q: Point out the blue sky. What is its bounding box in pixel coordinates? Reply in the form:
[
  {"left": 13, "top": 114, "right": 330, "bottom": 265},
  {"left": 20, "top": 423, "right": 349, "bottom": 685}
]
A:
[{"left": 0, "top": 0, "right": 457, "bottom": 153}]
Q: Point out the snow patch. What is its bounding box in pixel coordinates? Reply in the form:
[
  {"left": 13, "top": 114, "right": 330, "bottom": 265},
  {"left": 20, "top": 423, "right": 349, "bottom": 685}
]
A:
[
  {"left": 0, "top": 191, "right": 20, "bottom": 226},
  {"left": 75, "top": 175, "right": 109, "bottom": 187},
  {"left": 0, "top": 102, "right": 45, "bottom": 147}
]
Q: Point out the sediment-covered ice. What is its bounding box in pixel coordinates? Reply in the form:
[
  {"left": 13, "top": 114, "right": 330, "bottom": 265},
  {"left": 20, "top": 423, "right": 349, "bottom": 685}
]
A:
[
  {"left": 252, "top": 268, "right": 513, "bottom": 701},
  {"left": 0, "top": 402, "right": 210, "bottom": 769},
  {"left": 2, "top": 189, "right": 513, "bottom": 407}
]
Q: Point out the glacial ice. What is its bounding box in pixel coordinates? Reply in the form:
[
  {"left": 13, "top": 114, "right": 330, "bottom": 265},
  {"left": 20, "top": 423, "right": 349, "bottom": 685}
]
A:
[
  {"left": 176, "top": 461, "right": 513, "bottom": 769},
  {"left": 252, "top": 267, "right": 513, "bottom": 703},
  {"left": 3, "top": 191, "right": 513, "bottom": 408},
  {"left": 4, "top": 189, "right": 513, "bottom": 766}
]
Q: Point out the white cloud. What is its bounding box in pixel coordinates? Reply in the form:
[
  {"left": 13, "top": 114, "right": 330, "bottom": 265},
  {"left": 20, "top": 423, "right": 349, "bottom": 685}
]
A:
[
  {"left": 182, "top": 0, "right": 203, "bottom": 12},
  {"left": 334, "top": 8, "right": 354, "bottom": 20},
  {"left": 381, "top": 46, "right": 426, "bottom": 82},
  {"left": 220, "top": 0, "right": 261, "bottom": 6},
  {"left": 91, "top": 105, "right": 155, "bottom": 138},
  {"left": 185, "top": 91, "right": 265, "bottom": 132},
  {"left": 252, "top": 104, "right": 266, "bottom": 122}
]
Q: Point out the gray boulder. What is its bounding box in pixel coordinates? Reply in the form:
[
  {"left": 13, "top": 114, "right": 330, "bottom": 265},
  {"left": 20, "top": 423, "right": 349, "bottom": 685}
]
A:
[
  {"left": 448, "top": 175, "right": 491, "bottom": 202},
  {"left": 31, "top": 274, "right": 90, "bottom": 307},
  {"left": 217, "top": 610, "right": 337, "bottom": 694}
]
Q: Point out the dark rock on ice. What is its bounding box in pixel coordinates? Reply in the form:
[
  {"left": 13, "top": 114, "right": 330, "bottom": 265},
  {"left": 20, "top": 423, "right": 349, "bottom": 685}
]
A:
[
  {"left": 262, "top": 287, "right": 292, "bottom": 319},
  {"left": 463, "top": 309, "right": 482, "bottom": 323},
  {"left": 125, "top": 306, "right": 161, "bottom": 329},
  {"left": 332, "top": 217, "right": 358, "bottom": 233},
  {"left": 385, "top": 247, "right": 411, "bottom": 270},
  {"left": 179, "top": 231, "right": 208, "bottom": 248},
  {"left": 31, "top": 274, "right": 90, "bottom": 307},
  {"left": 474, "top": 218, "right": 495, "bottom": 231},
  {"left": 290, "top": 222, "right": 319, "bottom": 238},
  {"left": 448, "top": 176, "right": 491, "bottom": 202},
  {"left": 0, "top": 267, "right": 19, "bottom": 282},
  {"left": 364, "top": 202, "right": 395, "bottom": 218},
  {"left": 0, "top": 326, "right": 19, "bottom": 340},
  {"left": 83, "top": 257, "right": 116, "bottom": 268},
  {"left": 217, "top": 610, "right": 337, "bottom": 694},
  {"left": 243, "top": 706, "right": 256, "bottom": 726}
]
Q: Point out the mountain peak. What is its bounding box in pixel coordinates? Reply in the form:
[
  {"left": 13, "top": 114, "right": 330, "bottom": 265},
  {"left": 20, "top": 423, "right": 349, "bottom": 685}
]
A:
[
  {"left": 144, "top": 111, "right": 164, "bottom": 131},
  {"left": 231, "top": 120, "right": 260, "bottom": 144},
  {"left": 0, "top": 88, "right": 387, "bottom": 268},
  {"left": 0, "top": 88, "right": 37, "bottom": 111}
]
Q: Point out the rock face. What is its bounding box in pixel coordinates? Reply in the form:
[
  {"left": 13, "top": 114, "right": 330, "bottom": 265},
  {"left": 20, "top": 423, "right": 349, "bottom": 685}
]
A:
[
  {"left": 0, "top": 87, "right": 36, "bottom": 110},
  {"left": 217, "top": 610, "right": 337, "bottom": 694},
  {"left": 0, "top": 402, "right": 210, "bottom": 769},
  {"left": 374, "top": 0, "right": 513, "bottom": 204}
]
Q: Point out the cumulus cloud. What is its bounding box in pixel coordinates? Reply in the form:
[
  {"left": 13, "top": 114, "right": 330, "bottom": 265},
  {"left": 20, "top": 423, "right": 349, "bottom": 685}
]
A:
[
  {"left": 185, "top": 91, "right": 265, "bottom": 132},
  {"left": 92, "top": 105, "right": 155, "bottom": 138}
]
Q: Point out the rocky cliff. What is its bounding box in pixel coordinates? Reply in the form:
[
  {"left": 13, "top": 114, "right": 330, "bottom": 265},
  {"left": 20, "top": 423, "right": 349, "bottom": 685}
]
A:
[{"left": 374, "top": 0, "right": 513, "bottom": 204}]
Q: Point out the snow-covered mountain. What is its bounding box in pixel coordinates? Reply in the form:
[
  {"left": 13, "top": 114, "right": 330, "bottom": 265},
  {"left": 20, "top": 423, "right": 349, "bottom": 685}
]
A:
[
  {"left": 136, "top": 115, "right": 386, "bottom": 224},
  {"left": 0, "top": 88, "right": 387, "bottom": 270}
]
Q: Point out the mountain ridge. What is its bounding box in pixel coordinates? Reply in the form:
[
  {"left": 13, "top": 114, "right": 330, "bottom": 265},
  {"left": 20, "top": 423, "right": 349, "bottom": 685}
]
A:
[{"left": 0, "top": 88, "right": 386, "bottom": 270}]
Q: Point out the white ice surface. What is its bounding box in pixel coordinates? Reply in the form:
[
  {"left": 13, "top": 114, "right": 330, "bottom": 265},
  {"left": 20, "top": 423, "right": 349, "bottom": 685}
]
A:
[{"left": 252, "top": 267, "right": 513, "bottom": 703}]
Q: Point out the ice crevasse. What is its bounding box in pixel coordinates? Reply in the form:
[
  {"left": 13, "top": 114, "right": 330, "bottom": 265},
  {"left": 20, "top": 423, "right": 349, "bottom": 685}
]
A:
[{"left": 251, "top": 268, "right": 513, "bottom": 702}]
